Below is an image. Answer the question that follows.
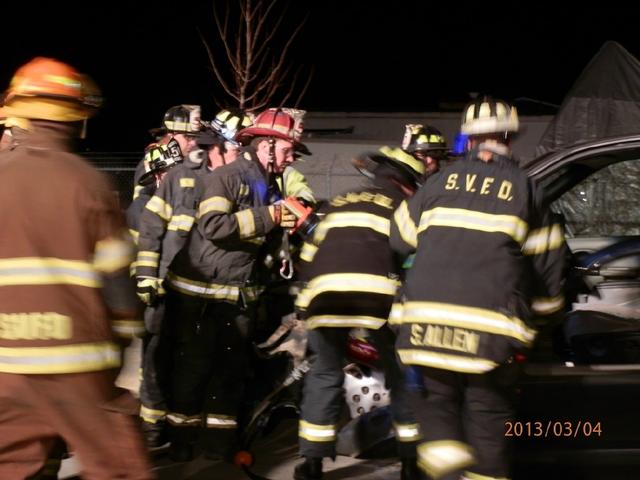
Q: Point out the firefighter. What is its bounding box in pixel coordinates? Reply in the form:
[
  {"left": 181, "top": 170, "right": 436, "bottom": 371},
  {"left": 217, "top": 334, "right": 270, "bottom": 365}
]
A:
[
  {"left": 127, "top": 105, "right": 202, "bottom": 244},
  {"left": 401, "top": 123, "right": 450, "bottom": 178},
  {"left": 161, "top": 107, "right": 299, "bottom": 461},
  {"left": 0, "top": 57, "right": 152, "bottom": 479},
  {"left": 135, "top": 109, "right": 253, "bottom": 448},
  {"left": 390, "top": 96, "right": 567, "bottom": 480},
  {"left": 293, "top": 147, "right": 425, "bottom": 480},
  {"left": 244, "top": 108, "right": 316, "bottom": 342}
]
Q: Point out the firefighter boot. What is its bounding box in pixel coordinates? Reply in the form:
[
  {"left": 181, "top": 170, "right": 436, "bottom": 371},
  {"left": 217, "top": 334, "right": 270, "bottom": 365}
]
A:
[
  {"left": 293, "top": 456, "right": 323, "bottom": 480},
  {"left": 168, "top": 441, "right": 194, "bottom": 463},
  {"left": 141, "top": 420, "right": 168, "bottom": 450},
  {"left": 401, "top": 457, "right": 422, "bottom": 480}
]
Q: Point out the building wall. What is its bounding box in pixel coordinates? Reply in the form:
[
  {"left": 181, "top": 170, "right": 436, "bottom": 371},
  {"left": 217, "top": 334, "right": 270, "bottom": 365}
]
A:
[{"left": 296, "top": 112, "right": 553, "bottom": 200}]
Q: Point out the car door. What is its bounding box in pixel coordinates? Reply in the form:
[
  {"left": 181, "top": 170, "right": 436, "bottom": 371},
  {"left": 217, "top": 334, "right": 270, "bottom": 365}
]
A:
[
  {"left": 526, "top": 135, "right": 640, "bottom": 282},
  {"left": 513, "top": 136, "right": 640, "bottom": 472}
]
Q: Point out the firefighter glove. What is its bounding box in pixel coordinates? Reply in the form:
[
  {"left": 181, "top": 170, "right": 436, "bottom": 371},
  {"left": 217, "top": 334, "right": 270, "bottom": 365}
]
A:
[
  {"left": 268, "top": 204, "right": 297, "bottom": 229},
  {"left": 136, "top": 277, "right": 165, "bottom": 306}
]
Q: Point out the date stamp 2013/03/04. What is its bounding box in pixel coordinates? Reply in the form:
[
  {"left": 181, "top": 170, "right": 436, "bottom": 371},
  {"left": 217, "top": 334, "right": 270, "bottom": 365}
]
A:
[{"left": 505, "top": 421, "right": 602, "bottom": 438}]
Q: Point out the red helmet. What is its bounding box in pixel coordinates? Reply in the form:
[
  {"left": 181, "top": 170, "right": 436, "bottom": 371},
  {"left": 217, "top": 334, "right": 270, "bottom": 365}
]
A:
[{"left": 235, "top": 107, "right": 309, "bottom": 153}]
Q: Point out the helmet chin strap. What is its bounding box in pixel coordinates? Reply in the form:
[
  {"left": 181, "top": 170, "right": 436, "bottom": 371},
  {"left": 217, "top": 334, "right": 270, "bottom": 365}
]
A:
[{"left": 266, "top": 137, "right": 277, "bottom": 185}]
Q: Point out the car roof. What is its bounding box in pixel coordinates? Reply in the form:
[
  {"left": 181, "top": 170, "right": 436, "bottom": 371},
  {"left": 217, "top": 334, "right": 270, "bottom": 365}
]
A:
[{"left": 523, "top": 134, "right": 640, "bottom": 202}]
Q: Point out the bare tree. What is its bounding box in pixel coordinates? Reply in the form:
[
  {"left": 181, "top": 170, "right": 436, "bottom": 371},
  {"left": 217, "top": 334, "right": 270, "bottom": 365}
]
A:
[{"left": 200, "top": 0, "right": 313, "bottom": 112}]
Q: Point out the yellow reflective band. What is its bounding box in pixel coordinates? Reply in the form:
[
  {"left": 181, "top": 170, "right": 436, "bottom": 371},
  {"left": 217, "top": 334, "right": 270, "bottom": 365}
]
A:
[
  {"left": 313, "top": 211, "right": 390, "bottom": 244},
  {"left": 0, "top": 342, "right": 121, "bottom": 374},
  {"left": 417, "top": 440, "right": 476, "bottom": 480},
  {"left": 145, "top": 196, "right": 173, "bottom": 222},
  {"left": 418, "top": 207, "right": 528, "bottom": 244},
  {"left": 0, "top": 312, "right": 72, "bottom": 340},
  {"left": 129, "top": 229, "right": 139, "bottom": 245},
  {"left": 300, "top": 242, "right": 318, "bottom": 263},
  {"left": 398, "top": 349, "right": 497, "bottom": 373},
  {"left": 166, "top": 272, "right": 263, "bottom": 302},
  {"left": 299, "top": 420, "right": 337, "bottom": 442},
  {"left": 531, "top": 295, "right": 565, "bottom": 315},
  {"left": 522, "top": 223, "right": 564, "bottom": 255},
  {"left": 167, "top": 214, "right": 195, "bottom": 232},
  {"left": 93, "top": 236, "right": 134, "bottom": 273},
  {"left": 388, "top": 302, "right": 405, "bottom": 324},
  {"left": 199, "top": 196, "right": 233, "bottom": 217},
  {"left": 0, "top": 257, "right": 100, "bottom": 288},
  {"left": 394, "top": 201, "right": 418, "bottom": 248},
  {"left": 462, "top": 471, "right": 511, "bottom": 480},
  {"left": 166, "top": 413, "right": 202, "bottom": 426},
  {"left": 140, "top": 405, "right": 166, "bottom": 424},
  {"left": 392, "top": 301, "right": 536, "bottom": 345},
  {"left": 295, "top": 273, "right": 400, "bottom": 309},
  {"left": 136, "top": 251, "right": 159, "bottom": 269},
  {"left": 166, "top": 272, "right": 240, "bottom": 301},
  {"left": 394, "top": 422, "right": 422, "bottom": 442},
  {"left": 112, "top": 319, "right": 146, "bottom": 338},
  {"left": 205, "top": 414, "right": 237, "bottom": 429},
  {"left": 133, "top": 185, "right": 143, "bottom": 201},
  {"left": 180, "top": 178, "right": 195, "bottom": 188},
  {"left": 235, "top": 209, "right": 256, "bottom": 238},
  {"left": 137, "top": 251, "right": 159, "bottom": 258},
  {"left": 164, "top": 120, "right": 192, "bottom": 132},
  {"left": 305, "top": 315, "right": 387, "bottom": 330}
]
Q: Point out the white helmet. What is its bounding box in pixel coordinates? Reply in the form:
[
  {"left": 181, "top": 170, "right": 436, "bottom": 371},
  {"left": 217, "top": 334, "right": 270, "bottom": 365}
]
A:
[{"left": 460, "top": 96, "right": 519, "bottom": 136}]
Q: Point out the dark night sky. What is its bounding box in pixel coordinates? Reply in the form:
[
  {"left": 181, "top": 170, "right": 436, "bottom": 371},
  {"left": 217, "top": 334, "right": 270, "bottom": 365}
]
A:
[{"left": 1, "top": 1, "right": 638, "bottom": 151}]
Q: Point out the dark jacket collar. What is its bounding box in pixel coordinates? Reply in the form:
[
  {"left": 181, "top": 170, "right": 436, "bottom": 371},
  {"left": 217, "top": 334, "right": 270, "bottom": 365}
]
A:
[{"left": 11, "top": 121, "right": 76, "bottom": 152}]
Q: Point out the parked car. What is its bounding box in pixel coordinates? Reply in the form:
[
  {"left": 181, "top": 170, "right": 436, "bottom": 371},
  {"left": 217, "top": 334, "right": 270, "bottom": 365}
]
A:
[{"left": 514, "top": 134, "right": 640, "bottom": 478}]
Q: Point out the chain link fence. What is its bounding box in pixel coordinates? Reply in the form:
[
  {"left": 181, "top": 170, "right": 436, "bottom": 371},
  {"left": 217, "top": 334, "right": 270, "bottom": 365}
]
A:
[
  {"left": 87, "top": 153, "right": 139, "bottom": 209},
  {"left": 87, "top": 147, "right": 371, "bottom": 210}
]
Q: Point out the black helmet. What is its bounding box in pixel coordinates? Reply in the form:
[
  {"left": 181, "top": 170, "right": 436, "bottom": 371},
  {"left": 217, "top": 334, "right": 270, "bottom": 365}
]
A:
[
  {"left": 149, "top": 104, "right": 201, "bottom": 137},
  {"left": 353, "top": 146, "right": 425, "bottom": 190},
  {"left": 401, "top": 124, "right": 448, "bottom": 155},
  {"left": 138, "top": 138, "right": 183, "bottom": 186},
  {"left": 197, "top": 108, "right": 254, "bottom": 148}
]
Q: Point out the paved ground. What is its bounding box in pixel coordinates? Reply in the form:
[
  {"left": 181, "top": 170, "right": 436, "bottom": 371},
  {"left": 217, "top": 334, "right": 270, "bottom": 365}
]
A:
[
  {"left": 58, "top": 340, "right": 405, "bottom": 480},
  {"left": 152, "top": 419, "right": 402, "bottom": 480},
  {"left": 58, "top": 340, "right": 640, "bottom": 479},
  {"left": 60, "top": 419, "right": 403, "bottom": 480}
]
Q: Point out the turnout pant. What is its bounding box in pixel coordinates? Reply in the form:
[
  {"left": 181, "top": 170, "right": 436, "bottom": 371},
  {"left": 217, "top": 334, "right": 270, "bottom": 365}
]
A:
[
  {"left": 165, "top": 291, "right": 254, "bottom": 455},
  {"left": 139, "top": 301, "right": 172, "bottom": 426},
  {"left": 406, "top": 365, "right": 518, "bottom": 480},
  {"left": 299, "top": 326, "right": 419, "bottom": 459},
  {"left": 0, "top": 370, "right": 153, "bottom": 480}
]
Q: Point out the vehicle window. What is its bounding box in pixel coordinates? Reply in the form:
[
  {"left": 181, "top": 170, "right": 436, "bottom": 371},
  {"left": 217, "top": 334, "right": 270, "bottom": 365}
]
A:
[{"left": 551, "top": 159, "right": 640, "bottom": 236}]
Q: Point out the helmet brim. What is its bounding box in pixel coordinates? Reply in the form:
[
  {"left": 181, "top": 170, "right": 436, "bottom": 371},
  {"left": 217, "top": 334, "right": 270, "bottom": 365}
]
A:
[
  {"left": 295, "top": 143, "right": 312, "bottom": 156},
  {"left": 235, "top": 126, "right": 310, "bottom": 155},
  {"left": 138, "top": 161, "right": 180, "bottom": 186},
  {"left": 138, "top": 170, "right": 157, "bottom": 186},
  {"left": 148, "top": 127, "right": 167, "bottom": 138},
  {"left": 353, "top": 152, "right": 422, "bottom": 187},
  {"left": 196, "top": 129, "right": 226, "bottom": 147}
]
